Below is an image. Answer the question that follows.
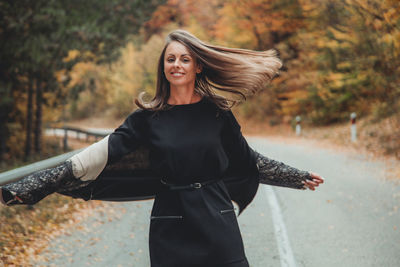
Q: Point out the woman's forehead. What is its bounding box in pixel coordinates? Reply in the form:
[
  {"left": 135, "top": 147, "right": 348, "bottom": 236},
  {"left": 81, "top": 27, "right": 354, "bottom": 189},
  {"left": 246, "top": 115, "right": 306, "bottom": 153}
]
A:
[{"left": 165, "top": 41, "right": 192, "bottom": 57}]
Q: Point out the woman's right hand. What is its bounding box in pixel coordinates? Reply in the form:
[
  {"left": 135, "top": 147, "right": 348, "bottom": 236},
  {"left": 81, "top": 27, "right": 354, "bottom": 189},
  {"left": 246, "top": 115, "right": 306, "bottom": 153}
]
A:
[
  {"left": 302, "top": 172, "right": 324, "bottom": 191},
  {"left": 0, "top": 161, "right": 77, "bottom": 206}
]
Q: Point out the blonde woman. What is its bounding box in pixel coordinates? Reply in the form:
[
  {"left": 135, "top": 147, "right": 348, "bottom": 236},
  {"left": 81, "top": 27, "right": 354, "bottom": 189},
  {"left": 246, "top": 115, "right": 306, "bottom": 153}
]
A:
[{"left": 1, "top": 30, "right": 323, "bottom": 267}]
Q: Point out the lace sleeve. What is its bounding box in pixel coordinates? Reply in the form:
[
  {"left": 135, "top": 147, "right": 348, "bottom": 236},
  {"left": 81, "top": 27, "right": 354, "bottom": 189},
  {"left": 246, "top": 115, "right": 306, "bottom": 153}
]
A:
[
  {"left": 2, "top": 134, "right": 116, "bottom": 206},
  {"left": 0, "top": 161, "right": 90, "bottom": 206},
  {"left": 255, "top": 151, "right": 311, "bottom": 190}
]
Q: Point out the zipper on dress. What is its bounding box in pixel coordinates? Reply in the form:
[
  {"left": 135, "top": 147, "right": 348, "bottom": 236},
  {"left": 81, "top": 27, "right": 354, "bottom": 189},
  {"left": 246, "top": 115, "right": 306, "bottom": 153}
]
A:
[
  {"left": 220, "top": 208, "right": 235, "bottom": 214},
  {"left": 150, "top": 215, "right": 183, "bottom": 220}
]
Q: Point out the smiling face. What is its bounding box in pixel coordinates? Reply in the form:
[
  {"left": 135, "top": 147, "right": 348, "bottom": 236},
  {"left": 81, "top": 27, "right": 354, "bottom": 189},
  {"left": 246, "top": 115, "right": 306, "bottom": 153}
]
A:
[{"left": 164, "top": 41, "right": 201, "bottom": 89}]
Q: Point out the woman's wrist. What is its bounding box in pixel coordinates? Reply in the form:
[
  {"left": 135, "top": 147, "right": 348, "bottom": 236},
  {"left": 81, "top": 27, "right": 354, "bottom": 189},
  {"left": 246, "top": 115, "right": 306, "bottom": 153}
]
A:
[{"left": 255, "top": 151, "right": 311, "bottom": 189}]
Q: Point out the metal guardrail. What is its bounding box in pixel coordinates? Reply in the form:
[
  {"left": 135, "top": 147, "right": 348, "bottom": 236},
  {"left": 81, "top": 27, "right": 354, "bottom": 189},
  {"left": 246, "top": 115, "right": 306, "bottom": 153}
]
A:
[
  {"left": 0, "top": 126, "right": 112, "bottom": 186},
  {"left": 46, "top": 126, "right": 112, "bottom": 152},
  {"left": 46, "top": 127, "right": 112, "bottom": 140}
]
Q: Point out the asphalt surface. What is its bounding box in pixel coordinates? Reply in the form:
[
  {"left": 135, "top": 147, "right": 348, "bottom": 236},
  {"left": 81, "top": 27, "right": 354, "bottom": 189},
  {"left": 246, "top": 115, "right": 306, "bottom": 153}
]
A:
[{"left": 34, "top": 137, "right": 400, "bottom": 267}]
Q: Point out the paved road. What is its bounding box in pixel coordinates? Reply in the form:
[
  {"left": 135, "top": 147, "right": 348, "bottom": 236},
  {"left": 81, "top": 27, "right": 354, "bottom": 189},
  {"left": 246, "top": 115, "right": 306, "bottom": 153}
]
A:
[{"left": 34, "top": 137, "right": 400, "bottom": 267}]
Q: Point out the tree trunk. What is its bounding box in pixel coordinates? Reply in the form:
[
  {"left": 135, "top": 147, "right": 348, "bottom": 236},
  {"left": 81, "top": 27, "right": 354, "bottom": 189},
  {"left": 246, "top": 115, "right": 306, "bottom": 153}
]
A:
[
  {"left": 0, "top": 91, "right": 11, "bottom": 161},
  {"left": 0, "top": 111, "right": 8, "bottom": 161},
  {"left": 34, "top": 78, "right": 42, "bottom": 154},
  {"left": 24, "top": 77, "right": 34, "bottom": 161}
]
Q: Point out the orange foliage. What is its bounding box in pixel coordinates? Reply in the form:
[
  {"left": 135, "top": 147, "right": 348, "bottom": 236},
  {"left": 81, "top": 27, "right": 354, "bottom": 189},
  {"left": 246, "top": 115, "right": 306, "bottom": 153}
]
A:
[
  {"left": 214, "top": 0, "right": 303, "bottom": 50},
  {"left": 71, "top": 0, "right": 400, "bottom": 126},
  {"left": 143, "top": 0, "right": 222, "bottom": 41}
]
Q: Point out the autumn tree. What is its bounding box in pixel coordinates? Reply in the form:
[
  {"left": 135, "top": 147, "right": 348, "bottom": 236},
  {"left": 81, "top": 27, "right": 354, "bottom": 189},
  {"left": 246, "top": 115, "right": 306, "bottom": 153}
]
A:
[
  {"left": 290, "top": 0, "right": 400, "bottom": 123},
  {"left": 0, "top": 0, "right": 165, "bottom": 162}
]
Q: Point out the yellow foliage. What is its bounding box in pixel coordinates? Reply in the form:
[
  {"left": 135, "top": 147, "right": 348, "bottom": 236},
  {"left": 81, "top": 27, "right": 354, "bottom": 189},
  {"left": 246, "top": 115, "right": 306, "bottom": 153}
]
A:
[
  {"left": 328, "top": 26, "right": 355, "bottom": 44},
  {"left": 185, "top": 17, "right": 211, "bottom": 42},
  {"left": 45, "top": 0, "right": 400, "bottom": 126},
  {"left": 68, "top": 62, "right": 97, "bottom": 87},
  {"left": 54, "top": 69, "right": 69, "bottom": 84},
  {"left": 381, "top": 33, "right": 394, "bottom": 49},
  {"left": 43, "top": 92, "right": 63, "bottom": 123},
  {"left": 337, "top": 61, "right": 352, "bottom": 69},
  {"left": 64, "top": 32, "right": 170, "bottom": 119},
  {"left": 278, "top": 89, "right": 310, "bottom": 116},
  {"left": 62, "top": 50, "right": 80, "bottom": 63}
]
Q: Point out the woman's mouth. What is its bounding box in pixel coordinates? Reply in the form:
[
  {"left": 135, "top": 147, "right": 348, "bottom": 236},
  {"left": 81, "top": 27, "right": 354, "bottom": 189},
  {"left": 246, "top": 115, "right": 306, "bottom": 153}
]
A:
[{"left": 171, "top": 72, "right": 185, "bottom": 77}]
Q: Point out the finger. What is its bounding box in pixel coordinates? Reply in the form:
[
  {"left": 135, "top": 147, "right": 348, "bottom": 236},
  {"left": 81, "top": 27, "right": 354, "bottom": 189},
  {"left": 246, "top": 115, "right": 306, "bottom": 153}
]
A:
[
  {"left": 310, "top": 173, "right": 324, "bottom": 183},
  {"left": 302, "top": 181, "right": 315, "bottom": 190},
  {"left": 306, "top": 180, "right": 319, "bottom": 187},
  {"left": 314, "top": 177, "right": 324, "bottom": 183},
  {"left": 307, "top": 185, "right": 315, "bottom": 191},
  {"left": 311, "top": 178, "right": 323, "bottom": 185}
]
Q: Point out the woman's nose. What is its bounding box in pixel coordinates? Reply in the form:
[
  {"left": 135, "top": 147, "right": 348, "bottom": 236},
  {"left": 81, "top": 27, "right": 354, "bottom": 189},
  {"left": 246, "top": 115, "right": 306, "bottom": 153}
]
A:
[{"left": 173, "top": 59, "right": 181, "bottom": 67}]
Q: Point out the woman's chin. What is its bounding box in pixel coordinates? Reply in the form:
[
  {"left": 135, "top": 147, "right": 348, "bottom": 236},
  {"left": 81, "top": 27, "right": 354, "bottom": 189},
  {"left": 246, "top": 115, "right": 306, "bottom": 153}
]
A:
[{"left": 168, "top": 80, "right": 194, "bottom": 88}]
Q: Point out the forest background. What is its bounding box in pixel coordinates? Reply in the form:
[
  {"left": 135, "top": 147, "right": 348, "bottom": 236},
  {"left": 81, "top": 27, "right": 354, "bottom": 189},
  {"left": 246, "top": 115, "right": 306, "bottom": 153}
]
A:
[
  {"left": 1, "top": 0, "right": 399, "bottom": 264},
  {"left": 1, "top": 0, "right": 400, "bottom": 170}
]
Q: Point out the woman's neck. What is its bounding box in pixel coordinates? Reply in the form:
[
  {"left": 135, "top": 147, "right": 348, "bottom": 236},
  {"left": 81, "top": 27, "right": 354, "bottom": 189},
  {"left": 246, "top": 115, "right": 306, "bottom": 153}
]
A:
[{"left": 167, "top": 84, "right": 201, "bottom": 105}]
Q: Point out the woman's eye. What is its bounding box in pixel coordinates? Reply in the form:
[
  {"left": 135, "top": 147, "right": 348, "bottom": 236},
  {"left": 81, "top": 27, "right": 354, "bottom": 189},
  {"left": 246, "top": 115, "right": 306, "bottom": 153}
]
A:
[
  {"left": 167, "top": 58, "right": 174, "bottom": 63},
  {"left": 182, "top": 58, "right": 190, "bottom": 63}
]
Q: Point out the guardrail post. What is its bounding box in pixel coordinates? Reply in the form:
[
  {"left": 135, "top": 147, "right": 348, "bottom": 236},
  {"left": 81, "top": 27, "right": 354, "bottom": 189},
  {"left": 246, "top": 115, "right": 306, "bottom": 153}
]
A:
[
  {"left": 350, "top": 112, "right": 357, "bottom": 142},
  {"left": 295, "top": 116, "right": 301, "bottom": 136}
]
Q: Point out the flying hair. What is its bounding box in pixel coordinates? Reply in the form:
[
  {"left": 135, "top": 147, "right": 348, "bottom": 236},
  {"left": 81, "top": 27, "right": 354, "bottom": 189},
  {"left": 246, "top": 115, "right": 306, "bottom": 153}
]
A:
[{"left": 135, "top": 29, "right": 282, "bottom": 110}]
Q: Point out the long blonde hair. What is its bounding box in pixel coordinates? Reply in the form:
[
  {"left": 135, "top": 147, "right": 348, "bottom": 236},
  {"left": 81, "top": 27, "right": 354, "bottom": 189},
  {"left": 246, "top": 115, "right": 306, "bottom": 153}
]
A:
[{"left": 135, "top": 30, "right": 282, "bottom": 110}]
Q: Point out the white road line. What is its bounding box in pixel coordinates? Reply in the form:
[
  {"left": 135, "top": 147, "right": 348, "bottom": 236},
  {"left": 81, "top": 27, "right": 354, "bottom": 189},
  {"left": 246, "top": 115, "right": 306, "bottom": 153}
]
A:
[{"left": 264, "top": 185, "right": 297, "bottom": 267}]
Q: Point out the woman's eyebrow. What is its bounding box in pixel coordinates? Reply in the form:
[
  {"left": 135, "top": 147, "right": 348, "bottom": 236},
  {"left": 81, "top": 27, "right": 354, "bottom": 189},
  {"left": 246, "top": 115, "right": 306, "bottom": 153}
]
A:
[{"left": 166, "top": 53, "right": 191, "bottom": 57}]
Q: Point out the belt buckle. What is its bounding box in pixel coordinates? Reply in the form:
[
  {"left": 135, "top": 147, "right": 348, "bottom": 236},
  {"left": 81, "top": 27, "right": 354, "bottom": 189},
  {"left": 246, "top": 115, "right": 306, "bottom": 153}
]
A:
[{"left": 193, "top": 182, "right": 202, "bottom": 189}]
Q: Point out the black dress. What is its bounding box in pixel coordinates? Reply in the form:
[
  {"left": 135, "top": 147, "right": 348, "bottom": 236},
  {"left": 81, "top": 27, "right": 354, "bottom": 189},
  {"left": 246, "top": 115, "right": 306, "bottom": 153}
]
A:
[{"left": 107, "top": 97, "right": 256, "bottom": 266}]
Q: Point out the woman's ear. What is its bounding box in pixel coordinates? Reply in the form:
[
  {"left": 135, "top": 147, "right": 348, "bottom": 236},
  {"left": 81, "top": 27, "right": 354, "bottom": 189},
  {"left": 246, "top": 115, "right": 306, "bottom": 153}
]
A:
[{"left": 196, "top": 64, "right": 202, "bottom": 74}]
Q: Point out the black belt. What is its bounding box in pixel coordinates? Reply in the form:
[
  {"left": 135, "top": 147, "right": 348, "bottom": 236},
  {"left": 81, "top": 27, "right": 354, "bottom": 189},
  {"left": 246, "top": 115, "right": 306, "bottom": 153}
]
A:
[{"left": 160, "top": 178, "right": 219, "bottom": 191}]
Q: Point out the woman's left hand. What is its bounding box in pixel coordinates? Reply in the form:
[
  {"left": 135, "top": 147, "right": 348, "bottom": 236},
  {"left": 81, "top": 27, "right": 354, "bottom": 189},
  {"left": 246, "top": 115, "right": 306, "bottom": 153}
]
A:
[{"left": 302, "top": 172, "right": 324, "bottom": 191}]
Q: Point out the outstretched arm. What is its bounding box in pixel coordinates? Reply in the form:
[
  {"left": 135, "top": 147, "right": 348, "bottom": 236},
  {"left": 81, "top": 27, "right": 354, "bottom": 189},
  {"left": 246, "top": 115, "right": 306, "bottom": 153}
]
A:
[
  {"left": 1, "top": 109, "right": 147, "bottom": 206},
  {"left": 221, "top": 109, "right": 323, "bottom": 192},
  {"left": 0, "top": 161, "right": 92, "bottom": 205},
  {"left": 254, "top": 151, "right": 324, "bottom": 190},
  {"left": 0, "top": 136, "right": 109, "bottom": 206}
]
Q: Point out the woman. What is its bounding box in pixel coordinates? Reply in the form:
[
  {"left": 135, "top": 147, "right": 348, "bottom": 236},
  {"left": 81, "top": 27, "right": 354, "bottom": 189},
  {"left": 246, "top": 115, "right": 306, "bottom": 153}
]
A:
[{"left": 1, "top": 30, "right": 323, "bottom": 266}]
